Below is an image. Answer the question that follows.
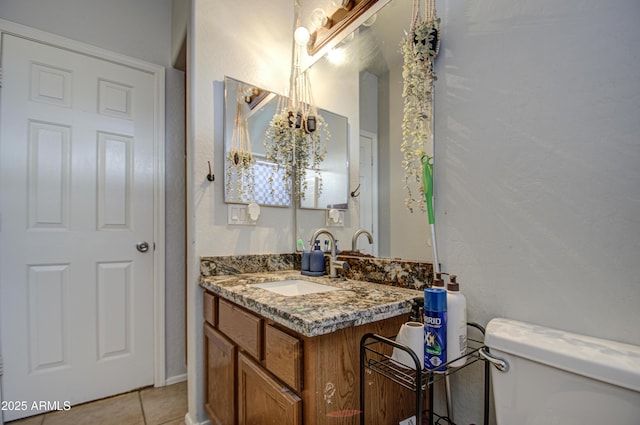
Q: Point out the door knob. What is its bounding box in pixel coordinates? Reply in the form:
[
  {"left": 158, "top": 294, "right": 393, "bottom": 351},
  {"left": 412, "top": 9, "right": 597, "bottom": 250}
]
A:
[{"left": 136, "top": 241, "right": 150, "bottom": 253}]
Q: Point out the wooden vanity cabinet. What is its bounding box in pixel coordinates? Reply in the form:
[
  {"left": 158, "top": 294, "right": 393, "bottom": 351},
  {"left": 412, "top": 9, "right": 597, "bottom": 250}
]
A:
[
  {"left": 299, "top": 316, "right": 416, "bottom": 424},
  {"left": 204, "top": 323, "right": 236, "bottom": 425},
  {"left": 218, "top": 298, "right": 262, "bottom": 360},
  {"left": 203, "top": 290, "right": 415, "bottom": 425},
  {"left": 238, "top": 353, "right": 302, "bottom": 425},
  {"left": 264, "top": 324, "right": 303, "bottom": 392},
  {"left": 204, "top": 295, "right": 300, "bottom": 425},
  {"left": 203, "top": 291, "right": 216, "bottom": 326}
]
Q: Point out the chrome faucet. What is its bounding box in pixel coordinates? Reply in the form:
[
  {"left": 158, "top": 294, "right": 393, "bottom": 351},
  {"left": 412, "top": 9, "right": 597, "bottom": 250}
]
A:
[
  {"left": 352, "top": 228, "right": 373, "bottom": 252},
  {"left": 309, "top": 228, "right": 349, "bottom": 278}
]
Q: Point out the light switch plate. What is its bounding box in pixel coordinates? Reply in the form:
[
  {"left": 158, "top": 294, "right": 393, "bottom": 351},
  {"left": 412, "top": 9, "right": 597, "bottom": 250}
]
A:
[
  {"left": 325, "top": 209, "right": 344, "bottom": 227},
  {"left": 228, "top": 204, "right": 255, "bottom": 225}
]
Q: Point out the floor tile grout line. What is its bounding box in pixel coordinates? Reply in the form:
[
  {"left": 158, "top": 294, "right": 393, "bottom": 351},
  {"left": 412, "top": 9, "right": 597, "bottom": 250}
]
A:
[{"left": 138, "top": 390, "right": 148, "bottom": 425}]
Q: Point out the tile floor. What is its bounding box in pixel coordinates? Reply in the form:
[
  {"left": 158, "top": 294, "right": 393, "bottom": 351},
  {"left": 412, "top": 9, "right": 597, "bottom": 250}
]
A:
[{"left": 6, "top": 381, "right": 187, "bottom": 425}]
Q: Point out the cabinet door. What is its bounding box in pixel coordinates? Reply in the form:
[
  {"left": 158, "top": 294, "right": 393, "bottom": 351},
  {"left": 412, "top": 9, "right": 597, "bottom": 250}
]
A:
[
  {"left": 204, "top": 323, "right": 237, "bottom": 425},
  {"left": 238, "top": 353, "right": 302, "bottom": 425},
  {"left": 265, "top": 324, "right": 302, "bottom": 392}
]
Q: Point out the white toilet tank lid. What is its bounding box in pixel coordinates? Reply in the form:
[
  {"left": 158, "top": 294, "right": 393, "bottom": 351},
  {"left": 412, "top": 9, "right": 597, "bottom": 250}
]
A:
[{"left": 485, "top": 318, "right": 640, "bottom": 393}]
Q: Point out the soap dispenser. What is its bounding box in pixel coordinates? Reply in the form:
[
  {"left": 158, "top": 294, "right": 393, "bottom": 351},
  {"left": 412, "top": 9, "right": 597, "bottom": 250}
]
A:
[
  {"left": 408, "top": 297, "right": 424, "bottom": 323},
  {"left": 446, "top": 275, "right": 467, "bottom": 367},
  {"left": 309, "top": 240, "right": 326, "bottom": 274},
  {"left": 431, "top": 273, "right": 445, "bottom": 290}
]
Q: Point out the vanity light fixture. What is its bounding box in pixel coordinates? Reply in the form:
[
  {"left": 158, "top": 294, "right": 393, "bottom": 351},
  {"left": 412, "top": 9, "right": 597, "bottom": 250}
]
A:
[
  {"left": 307, "top": 0, "right": 379, "bottom": 55},
  {"left": 331, "top": 0, "right": 355, "bottom": 10},
  {"left": 362, "top": 13, "right": 377, "bottom": 26},
  {"left": 326, "top": 46, "right": 347, "bottom": 65},
  {"left": 294, "top": 26, "right": 310, "bottom": 45},
  {"left": 310, "top": 8, "right": 331, "bottom": 32}
]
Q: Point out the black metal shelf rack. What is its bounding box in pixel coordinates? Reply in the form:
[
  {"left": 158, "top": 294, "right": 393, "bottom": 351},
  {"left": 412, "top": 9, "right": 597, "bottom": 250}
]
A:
[{"left": 359, "top": 322, "right": 490, "bottom": 425}]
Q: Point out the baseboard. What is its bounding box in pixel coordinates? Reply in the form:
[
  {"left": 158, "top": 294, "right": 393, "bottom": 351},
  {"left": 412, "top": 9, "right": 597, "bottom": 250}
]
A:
[
  {"left": 165, "top": 372, "right": 187, "bottom": 386},
  {"left": 184, "top": 412, "right": 210, "bottom": 425}
]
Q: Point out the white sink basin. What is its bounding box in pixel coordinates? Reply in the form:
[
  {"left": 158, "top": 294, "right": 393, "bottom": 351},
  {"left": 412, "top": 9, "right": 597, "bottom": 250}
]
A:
[{"left": 253, "top": 280, "right": 340, "bottom": 297}]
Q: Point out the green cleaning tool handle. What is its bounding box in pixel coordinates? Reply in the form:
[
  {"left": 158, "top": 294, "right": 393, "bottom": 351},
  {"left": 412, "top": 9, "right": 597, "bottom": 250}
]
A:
[{"left": 421, "top": 155, "right": 435, "bottom": 225}]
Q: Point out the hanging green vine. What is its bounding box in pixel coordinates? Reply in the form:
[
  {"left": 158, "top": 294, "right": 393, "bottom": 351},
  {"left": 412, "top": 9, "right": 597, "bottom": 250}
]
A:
[
  {"left": 264, "top": 58, "right": 330, "bottom": 202},
  {"left": 264, "top": 101, "right": 329, "bottom": 201},
  {"left": 401, "top": 0, "right": 440, "bottom": 213}
]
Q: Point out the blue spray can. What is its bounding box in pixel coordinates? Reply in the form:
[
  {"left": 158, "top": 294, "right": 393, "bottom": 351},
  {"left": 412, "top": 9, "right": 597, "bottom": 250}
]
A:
[{"left": 424, "top": 287, "right": 447, "bottom": 371}]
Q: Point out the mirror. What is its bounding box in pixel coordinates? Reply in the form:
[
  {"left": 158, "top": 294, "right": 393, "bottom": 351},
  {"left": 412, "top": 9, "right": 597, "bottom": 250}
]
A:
[
  {"left": 223, "top": 77, "right": 290, "bottom": 207},
  {"left": 223, "top": 76, "right": 350, "bottom": 209},
  {"left": 297, "top": 0, "right": 433, "bottom": 261},
  {"left": 299, "top": 108, "right": 349, "bottom": 209}
]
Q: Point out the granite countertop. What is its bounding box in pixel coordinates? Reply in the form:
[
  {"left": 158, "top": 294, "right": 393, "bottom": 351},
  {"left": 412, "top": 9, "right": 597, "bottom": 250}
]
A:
[{"left": 200, "top": 270, "right": 423, "bottom": 337}]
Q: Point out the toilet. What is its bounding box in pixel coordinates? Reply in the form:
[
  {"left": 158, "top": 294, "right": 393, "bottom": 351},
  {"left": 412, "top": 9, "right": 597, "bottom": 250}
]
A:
[{"left": 483, "top": 318, "right": 640, "bottom": 425}]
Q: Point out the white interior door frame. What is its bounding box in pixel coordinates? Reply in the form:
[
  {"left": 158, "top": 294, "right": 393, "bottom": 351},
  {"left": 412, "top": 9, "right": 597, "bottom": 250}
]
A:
[
  {"left": 359, "top": 130, "right": 379, "bottom": 257},
  {"left": 0, "top": 18, "right": 166, "bottom": 388}
]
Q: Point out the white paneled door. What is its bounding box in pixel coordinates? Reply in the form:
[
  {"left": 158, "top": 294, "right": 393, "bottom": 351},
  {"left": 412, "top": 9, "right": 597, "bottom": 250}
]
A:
[{"left": 0, "top": 33, "right": 159, "bottom": 421}]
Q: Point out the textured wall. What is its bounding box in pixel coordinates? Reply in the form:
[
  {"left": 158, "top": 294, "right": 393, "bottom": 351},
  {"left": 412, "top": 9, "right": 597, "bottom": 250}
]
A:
[
  {"left": 0, "top": 0, "right": 172, "bottom": 66},
  {"left": 188, "top": 0, "right": 640, "bottom": 423},
  {"left": 434, "top": 0, "right": 640, "bottom": 422},
  {"left": 187, "top": 1, "right": 294, "bottom": 422}
]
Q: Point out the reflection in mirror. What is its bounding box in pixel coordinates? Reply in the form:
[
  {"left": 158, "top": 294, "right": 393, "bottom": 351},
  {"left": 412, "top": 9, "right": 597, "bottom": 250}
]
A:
[
  {"left": 297, "top": 0, "right": 433, "bottom": 261},
  {"left": 299, "top": 109, "right": 348, "bottom": 209},
  {"left": 223, "top": 76, "right": 350, "bottom": 210},
  {"left": 224, "top": 76, "right": 290, "bottom": 206}
]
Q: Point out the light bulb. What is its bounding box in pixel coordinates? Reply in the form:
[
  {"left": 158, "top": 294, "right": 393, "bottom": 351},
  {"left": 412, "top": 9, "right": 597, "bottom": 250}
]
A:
[
  {"left": 363, "top": 13, "right": 377, "bottom": 27},
  {"left": 331, "top": 0, "right": 350, "bottom": 9},
  {"left": 326, "top": 47, "right": 346, "bottom": 65},
  {"left": 310, "top": 8, "right": 328, "bottom": 30},
  {"left": 294, "top": 26, "right": 310, "bottom": 45}
]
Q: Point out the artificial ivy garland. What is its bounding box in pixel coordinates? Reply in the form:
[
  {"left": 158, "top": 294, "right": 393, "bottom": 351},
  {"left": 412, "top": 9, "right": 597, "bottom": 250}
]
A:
[
  {"left": 264, "top": 94, "right": 330, "bottom": 201},
  {"left": 401, "top": 0, "right": 440, "bottom": 213}
]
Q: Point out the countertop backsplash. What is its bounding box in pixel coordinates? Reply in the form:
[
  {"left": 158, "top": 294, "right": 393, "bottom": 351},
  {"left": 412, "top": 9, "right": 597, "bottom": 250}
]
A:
[
  {"left": 200, "top": 253, "right": 433, "bottom": 290},
  {"left": 339, "top": 255, "right": 433, "bottom": 290}
]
